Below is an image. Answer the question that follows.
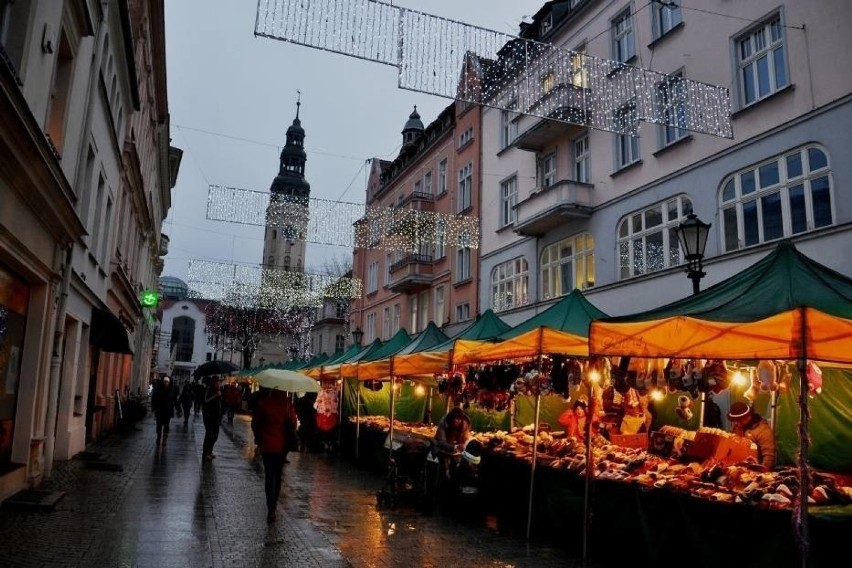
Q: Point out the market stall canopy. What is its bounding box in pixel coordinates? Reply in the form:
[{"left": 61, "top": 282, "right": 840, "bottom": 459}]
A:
[
  {"left": 305, "top": 344, "right": 361, "bottom": 379},
  {"left": 355, "top": 328, "right": 412, "bottom": 380},
  {"left": 454, "top": 289, "right": 608, "bottom": 364},
  {"left": 589, "top": 241, "right": 852, "bottom": 363},
  {"left": 338, "top": 338, "right": 385, "bottom": 378},
  {"left": 392, "top": 309, "right": 512, "bottom": 376},
  {"left": 292, "top": 352, "right": 329, "bottom": 371},
  {"left": 358, "top": 321, "right": 449, "bottom": 380}
]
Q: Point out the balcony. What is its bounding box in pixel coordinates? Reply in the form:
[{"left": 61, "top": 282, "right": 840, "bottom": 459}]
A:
[
  {"left": 513, "top": 180, "right": 593, "bottom": 236},
  {"left": 388, "top": 254, "right": 433, "bottom": 293},
  {"left": 400, "top": 191, "right": 435, "bottom": 209},
  {"left": 511, "top": 84, "right": 589, "bottom": 152},
  {"left": 159, "top": 233, "right": 169, "bottom": 256}
]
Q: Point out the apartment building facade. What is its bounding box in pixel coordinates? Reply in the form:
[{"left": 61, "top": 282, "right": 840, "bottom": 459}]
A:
[
  {"left": 0, "top": 0, "right": 178, "bottom": 499},
  {"left": 478, "top": 0, "right": 851, "bottom": 323},
  {"left": 351, "top": 102, "right": 482, "bottom": 345}
]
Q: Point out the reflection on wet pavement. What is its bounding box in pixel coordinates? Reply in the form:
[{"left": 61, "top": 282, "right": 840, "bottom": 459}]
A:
[{"left": 0, "top": 412, "right": 587, "bottom": 567}]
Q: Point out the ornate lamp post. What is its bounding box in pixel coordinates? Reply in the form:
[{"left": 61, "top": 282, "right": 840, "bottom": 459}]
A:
[
  {"left": 674, "top": 213, "right": 712, "bottom": 295},
  {"left": 259, "top": 357, "right": 265, "bottom": 367},
  {"left": 352, "top": 327, "right": 364, "bottom": 346},
  {"left": 289, "top": 345, "right": 299, "bottom": 361}
]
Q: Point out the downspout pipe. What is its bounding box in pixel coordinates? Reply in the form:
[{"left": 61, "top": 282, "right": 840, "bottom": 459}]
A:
[{"left": 43, "top": 245, "right": 73, "bottom": 478}]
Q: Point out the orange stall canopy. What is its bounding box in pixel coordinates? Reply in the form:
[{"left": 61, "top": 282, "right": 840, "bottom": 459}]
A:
[{"left": 589, "top": 241, "right": 852, "bottom": 364}]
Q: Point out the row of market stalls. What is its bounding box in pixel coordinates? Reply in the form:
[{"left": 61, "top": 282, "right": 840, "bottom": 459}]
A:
[{"left": 242, "top": 241, "right": 852, "bottom": 566}]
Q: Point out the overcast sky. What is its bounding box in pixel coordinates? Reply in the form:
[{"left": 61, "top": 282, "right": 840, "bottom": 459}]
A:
[{"left": 162, "top": 0, "right": 545, "bottom": 284}]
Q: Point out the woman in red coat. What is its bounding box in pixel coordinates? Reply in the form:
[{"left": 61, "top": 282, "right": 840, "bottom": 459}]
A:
[{"left": 251, "top": 388, "right": 298, "bottom": 523}]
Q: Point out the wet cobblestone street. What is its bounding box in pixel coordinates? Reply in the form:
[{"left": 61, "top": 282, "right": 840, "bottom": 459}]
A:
[{"left": 0, "top": 413, "right": 588, "bottom": 567}]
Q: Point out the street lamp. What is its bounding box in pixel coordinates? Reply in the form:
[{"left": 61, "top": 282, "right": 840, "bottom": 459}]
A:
[
  {"left": 674, "top": 213, "right": 711, "bottom": 295},
  {"left": 352, "top": 327, "right": 364, "bottom": 346},
  {"left": 289, "top": 345, "right": 299, "bottom": 361},
  {"left": 259, "top": 357, "right": 265, "bottom": 367}
]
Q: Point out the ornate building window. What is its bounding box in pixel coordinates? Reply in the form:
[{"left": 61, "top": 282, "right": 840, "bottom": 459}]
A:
[
  {"left": 491, "top": 257, "right": 529, "bottom": 312},
  {"left": 618, "top": 195, "right": 692, "bottom": 279},
  {"left": 541, "top": 233, "right": 595, "bottom": 299},
  {"left": 720, "top": 145, "right": 833, "bottom": 252}
]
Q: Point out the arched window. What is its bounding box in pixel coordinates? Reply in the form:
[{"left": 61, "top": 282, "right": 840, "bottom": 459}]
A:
[
  {"left": 541, "top": 233, "right": 594, "bottom": 299},
  {"left": 617, "top": 196, "right": 691, "bottom": 279},
  {"left": 719, "top": 145, "right": 833, "bottom": 252},
  {"left": 491, "top": 257, "right": 528, "bottom": 312}
]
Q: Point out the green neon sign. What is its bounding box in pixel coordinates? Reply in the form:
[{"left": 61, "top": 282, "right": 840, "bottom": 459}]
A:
[{"left": 140, "top": 290, "right": 160, "bottom": 308}]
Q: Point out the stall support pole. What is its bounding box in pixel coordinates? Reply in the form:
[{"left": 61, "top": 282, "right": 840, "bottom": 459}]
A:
[
  {"left": 388, "top": 374, "right": 396, "bottom": 464},
  {"left": 698, "top": 392, "right": 706, "bottom": 427},
  {"left": 525, "top": 393, "right": 541, "bottom": 540},
  {"left": 425, "top": 387, "right": 433, "bottom": 424},
  {"left": 795, "top": 349, "right": 811, "bottom": 568},
  {"left": 355, "top": 380, "right": 361, "bottom": 461},
  {"left": 582, "top": 363, "right": 601, "bottom": 566},
  {"left": 337, "top": 376, "right": 344, "bottom": 449}
]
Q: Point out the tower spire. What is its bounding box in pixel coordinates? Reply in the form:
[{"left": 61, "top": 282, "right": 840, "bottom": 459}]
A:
[{"left": 296, "top": 90, "right": 301, "bottom": 119}]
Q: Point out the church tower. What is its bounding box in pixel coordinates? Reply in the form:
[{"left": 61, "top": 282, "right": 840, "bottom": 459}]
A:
[{"left": 263, "top": 97, "right": 310, "bottom": 273}]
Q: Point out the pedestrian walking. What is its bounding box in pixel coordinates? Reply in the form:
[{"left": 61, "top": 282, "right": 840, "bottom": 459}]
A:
[
  {"left": 179, "top": 382, "right": 194, "bottom": 427},
  {"left": 222, "top": 382, "right": 242, "bottom": 424},
  {"left": 193, "top": 380, "right": 205, "bottom": 415},
  {"left": 202, "top": 375, "right": 223, "bottom": 461},
  {"left": 151, "top": 376, "right": 176, "bottom": 443},
  {"left": 251, "top": 387, "right": 298, "bottom": 523}
]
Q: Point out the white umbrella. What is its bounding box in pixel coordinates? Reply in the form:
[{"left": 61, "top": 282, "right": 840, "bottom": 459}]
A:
[{"left": 253, "top": 368, "right": 320, "bottom": 393}]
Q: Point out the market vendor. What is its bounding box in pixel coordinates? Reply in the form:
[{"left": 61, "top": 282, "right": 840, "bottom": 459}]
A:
[
  {"left": 431, "top": 406, "right": 472, "bottom": 464},
  {"left": 727, "top": 402, "right": 777, "bottom": 469},
  {"left": 557, "top": 399, "right": 587, "bottom": 439}
]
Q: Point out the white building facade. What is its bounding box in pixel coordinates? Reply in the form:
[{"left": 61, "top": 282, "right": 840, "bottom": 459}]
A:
[
  {"left": 478, "top": 0, "right": 852, "bottom": 323},
  {"left": 0, "top": 0, "right": 177, "bottom": 500}
]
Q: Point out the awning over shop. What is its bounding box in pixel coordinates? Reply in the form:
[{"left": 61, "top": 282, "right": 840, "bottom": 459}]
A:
[
  {"left": 91, "top": 307, "right": 132, "bottom": 354},
  {"left": 589, "top": 241, "right": 852, "bottom": 363}
]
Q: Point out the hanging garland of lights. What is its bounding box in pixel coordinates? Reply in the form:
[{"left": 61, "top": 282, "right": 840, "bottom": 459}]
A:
[
  {"left": 207, "top": 185, "right": 480, "bottom": 251},
  {"left": 254, "top": 0, "right": 732, "bottom": 138},
  {"left": 186, "top": 259, "right": 362, "bottom": 309}
]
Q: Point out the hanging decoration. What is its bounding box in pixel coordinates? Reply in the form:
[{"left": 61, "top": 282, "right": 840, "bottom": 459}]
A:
[
  {"left": 186, "top": 259, "right": 362, "bottom": 309},
  {"left": 254, "top": 0, "right": 732, "bottom": 138},
  {"left": 207, "top": 185, "right": 479, "bottom": 252}
]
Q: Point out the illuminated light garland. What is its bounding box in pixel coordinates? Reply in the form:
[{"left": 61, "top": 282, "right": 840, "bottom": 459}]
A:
[
  {"left": 254, "top": 0, "right": 732, "bottom": 138},
  {"left": 186, "top": 259, "right": 362, "bottom": 308},
  {"left": 207, "top": 185, "right": 480, "bottom": 251}
]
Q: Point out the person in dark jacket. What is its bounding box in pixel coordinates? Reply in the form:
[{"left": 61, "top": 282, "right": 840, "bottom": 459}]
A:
[
  {"left": 201, "top": 376, "right": 223, "bottom": 461},
  {"left": 179, "top": 383, "right": 194, "bottom": 427},
  {"left": 151, "top": 377, "right": 175, "bottom": 443},
  {"left": 251, "top": 388, "right": 298, "bottom": 523}
]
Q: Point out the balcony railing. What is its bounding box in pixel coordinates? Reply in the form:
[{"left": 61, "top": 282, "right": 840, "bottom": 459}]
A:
[
  {"left": 514, "top": 180, "right": 593, "bottom": 236},
  {"left": 388, "top": 254, "right": 433, "bottom": 293}
]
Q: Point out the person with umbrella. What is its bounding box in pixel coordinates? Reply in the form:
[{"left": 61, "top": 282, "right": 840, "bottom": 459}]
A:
[{"left": 251, "top": 386, "right": 298, "bottom": 523}]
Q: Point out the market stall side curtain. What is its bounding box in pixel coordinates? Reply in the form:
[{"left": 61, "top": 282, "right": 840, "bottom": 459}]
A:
[
  {"left": 589, "top": 241, "right": 852, "bottom": 364},
  {"left": 455, "top": 289, "right": 608, "bottom": 364},
  {"left": 392, "top": 309, "right": 512, "bottom": 376}
]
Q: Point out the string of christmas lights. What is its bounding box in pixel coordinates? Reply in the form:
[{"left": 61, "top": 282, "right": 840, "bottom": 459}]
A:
[
  {"left": 207, "top": 185, "right": 480, "bottom": 251},
  {"left": 186, "top": 259, "right": 362, "bottom": 308},
  {"left": 254, "top": 0, "right": 732, "bottom": 138}
]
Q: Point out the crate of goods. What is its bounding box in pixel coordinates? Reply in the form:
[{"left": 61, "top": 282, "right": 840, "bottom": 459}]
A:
[
  {"left": 684, "top": 431, "right": 757, "bottom": 465},
  {"left": 609, "top": 432, "right": 648, "bottom": 449}
]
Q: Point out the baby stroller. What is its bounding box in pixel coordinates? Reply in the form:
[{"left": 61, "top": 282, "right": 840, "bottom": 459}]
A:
[
  {"left": 445, "top": 439, "right": 484, "bottom": 520},
  {"left": 376, "top": 434, "right": 430, "bottom": 509}
]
